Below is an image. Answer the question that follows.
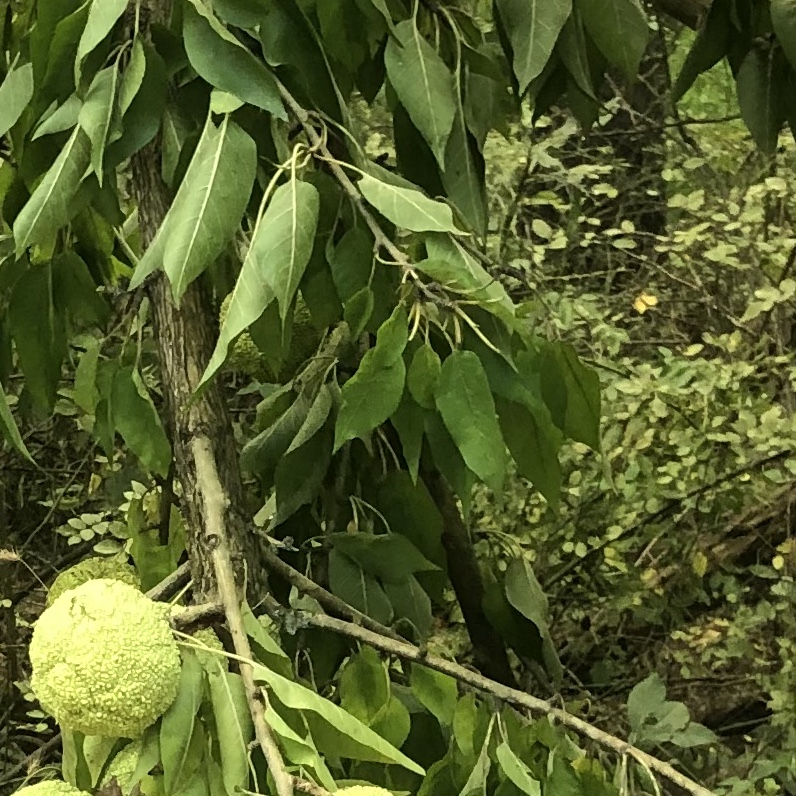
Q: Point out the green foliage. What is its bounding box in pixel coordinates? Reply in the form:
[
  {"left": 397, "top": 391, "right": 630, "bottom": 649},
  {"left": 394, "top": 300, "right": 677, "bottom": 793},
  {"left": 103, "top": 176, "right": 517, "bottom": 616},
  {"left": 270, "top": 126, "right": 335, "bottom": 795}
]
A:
[{"left": 46, "top": 556, "right": 140, "bottom": 606}]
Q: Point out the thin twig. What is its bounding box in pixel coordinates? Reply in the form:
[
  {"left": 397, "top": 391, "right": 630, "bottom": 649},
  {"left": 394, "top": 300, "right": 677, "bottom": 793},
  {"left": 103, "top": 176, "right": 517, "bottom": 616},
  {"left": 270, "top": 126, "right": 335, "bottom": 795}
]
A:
[
  {"left": 260, "top": 598, "right": 716, "bottom": 796},
  {"left": 191, "top": 437, "right": 294, "bottom": 796}
]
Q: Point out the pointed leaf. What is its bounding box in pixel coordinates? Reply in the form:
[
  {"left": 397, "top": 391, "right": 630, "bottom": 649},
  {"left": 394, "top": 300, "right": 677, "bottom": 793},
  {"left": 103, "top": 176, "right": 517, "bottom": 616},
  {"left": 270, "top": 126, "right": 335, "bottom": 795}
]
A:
[
  {"left": 435, "top": 350, "right": 506, "bottom": 494},
  {"left": 384, "top": 19, "right": 457, "bottom": 167},
  {"left": 253, "top": 660, "right": 424, "bottom": 774},
  {"left": 441, "top": 111, "right": 487, "bottom": 236},
  {"left": 496, "top": 0, "right": 571, "bottom": 94},
  {"left": 774, "top": 0, "right": 796, "bottom": 72},
  {"left": 0, "top": 61, "right": 34, "bottom": 138},
  {"left": 334, "top": 305, "right": 408, "bottom": 450},
  {"left": 161, "top": 653, "right": 204, "bottom": 794},
  {"left": 0, "top": 383, "right": 33, "bottom": 461},
  {"left": 132, "top": 118, "right": 256, "bottom": 302},
  {"left": 495, "top": 742, "right": 541, "bottom": 795},
  {"left": 33, "top": 94, "right": 82, "bottom": 140},
  {"left": 207, "top": 671, "right": 254, "bottom": 796},
  {"left": 578, "top": 0, "right": 648, "bottom": 79},
  {"left": 183, "top": 0, "right": 285, "bottom": 117},
  {"left": 13, "top": 127, "right": 92, "bottom": 255},
  {"left": 736, "top": 43, "right": 785, "bottom": 156},
  {"left": 328, "top": 549, "right": 394, "bottom": 626},
  {"left": 329, "top": 532, "right": 440, "bottom": 583},
  {"left": 358, "top": 173, "right": 461, "bottom": 234},
  {"left": 410, "top": 665, "right": 458, "bottom": 727},
  {"left": 78, "top": 65, "right": 119, "bottom": 183},
  {"left": 76, "top": 0, "right": 128, "bottom": 71}
]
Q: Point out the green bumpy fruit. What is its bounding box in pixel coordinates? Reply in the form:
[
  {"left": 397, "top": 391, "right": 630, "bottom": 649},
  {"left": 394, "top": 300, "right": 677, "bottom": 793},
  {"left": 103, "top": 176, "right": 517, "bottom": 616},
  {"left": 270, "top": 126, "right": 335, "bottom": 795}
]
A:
[
  {"left": 12, "top": 781, "right": 91, "bottom": 796},
  {"left": 219, "top": 293, "right": 320, "bottom": 382},
  {"left": 47, "top": 557, "right": 141, "bottom": 607},
  {"left": 30, "top": 579, "right": 182, "bottom": 738},
  {"left": 170, "top": 606, "right": 229, "bottom": 671}
]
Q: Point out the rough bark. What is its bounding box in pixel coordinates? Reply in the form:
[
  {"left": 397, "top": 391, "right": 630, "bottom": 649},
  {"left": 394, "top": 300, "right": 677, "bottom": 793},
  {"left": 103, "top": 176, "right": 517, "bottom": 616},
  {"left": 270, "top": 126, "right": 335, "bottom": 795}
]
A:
[{"left": 128, "top": 1, "right": 264, "bottom": 602}]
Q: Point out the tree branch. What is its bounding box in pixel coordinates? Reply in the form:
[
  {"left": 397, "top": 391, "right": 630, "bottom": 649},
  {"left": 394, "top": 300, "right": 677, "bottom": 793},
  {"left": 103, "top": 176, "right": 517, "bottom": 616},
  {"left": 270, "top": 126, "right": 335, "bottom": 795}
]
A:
[
  {"left": 260, "top": 598, "right": 716, "bottom": 796},
  {"left": 192, "top": 437, "right": 293, "bottom": 796}
]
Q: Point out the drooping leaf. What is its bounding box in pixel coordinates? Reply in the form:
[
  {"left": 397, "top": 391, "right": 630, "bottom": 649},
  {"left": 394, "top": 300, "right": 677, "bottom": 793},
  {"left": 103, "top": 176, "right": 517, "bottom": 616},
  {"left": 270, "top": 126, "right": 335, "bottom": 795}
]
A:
[
  {"left": 183, "top": 0, "right": 285, "bottom": 117},
  {"left": 131, "top": 117, "right": 256, "bottom": 302},
  {"left": 118, "top": 38, "right": 147, "bottom": 116},
  {"left": 261, "top": 180, "right": 320, "bottom": 322},
  {"left": 495, "top": 742, "right": 541, "bottom": 795},
  {"left": 328, "top": 549, "right": 394, "bottom": 626},
  {"left": 773, "top": 0, "right": 796, "bottom": 72},
  {"left": 736, "top": 42, "right": 785, "bottom": 156},
  {"left": 13, "top": 127, "right": 92, "bottom": 255},
  {"left": 383, "top": 576, "right": 433, "bottom": 639},
  {"left": 0, "top": 382, "right": 33, "bottom": 461},
  {"left": 358, "top": 173, "right": 461, "bottom": 234},
  {"left": 253, "top": 660, "right": 424, "bottom": 774},
  {"left": 329, "top": 532, "right": 440, "bottom": 583},
  {"left": 407, "top": 344, "right": 441, "bottom": 410},
  {"left": 441, "top": 111, "right": 487, "bottom": 237},
  {"left": 390, "top": 392, "right": 425, "bottom": 483},
  {"left": 161, "top": 653, "right": 204, "bottom": 795},
  {"left": 384, "top": 19, "right": 457, "bottom": 167},
  {"left": 286, "top": 385, "right": 333, "bottom": 454},
  {"left": 495, "top": 397, "right": 561, "bottom": 508},
  {"left": 496, "top": 0, "right": 571, "bottom": 94},
  {"left": 75, "top": 0, "right": 128, "bottom": 75},
  {"left": 77, "top": 65, "right": 119, "bottom": 183},
  {"left": 339, "top": 646, "right": 390, "bottom": 724},
  {"left": 207, "top": 671, "right": 254, "bottom": 796},
  {"left": 111, "top": 366, "right": 172, "bottom": 476},
  {"left": 33, "top": 94, "right": 82, "bottom": 140},
  {"left": 410, "top": 665, "right": 458, "bottom": 728},
  {"left": 334, "top": 305, "right": 408, "bottom": 451},
  {"left": 504, "top": 559, "right": 562, "bottom": 683},
  {"left": 435, "top": 350, "right": 507, "bottom": 495},
  {"left": 422, "top": 234, "right": 515, "bottom": 324},
  {"left": 8, "top": 263, "right": 67, "bottom": 413},
  {"left": 578, "top": 0, "right": 649, "bottom": 79},
  {"left": 241, "top": 601, "right": 293, "bottom": 678},
  {"left": 0, "top": 61, "right": 34, "bottom": 138},
  {"left": 202, "top": 179, "right": 319, "bottom": 385},
  {"left": 557, "top": 10, "right": 596, "bottom": 99}
]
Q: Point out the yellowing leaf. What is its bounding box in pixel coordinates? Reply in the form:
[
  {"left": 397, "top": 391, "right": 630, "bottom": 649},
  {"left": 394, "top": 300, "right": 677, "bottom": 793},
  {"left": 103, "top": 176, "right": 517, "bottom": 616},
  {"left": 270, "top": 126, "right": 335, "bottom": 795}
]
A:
[
  {"left": 691, "top": 551, "right": 708, "bottom": 577},
  {"left": 633, "top": 291, "right": 658, "bottom": 314}
]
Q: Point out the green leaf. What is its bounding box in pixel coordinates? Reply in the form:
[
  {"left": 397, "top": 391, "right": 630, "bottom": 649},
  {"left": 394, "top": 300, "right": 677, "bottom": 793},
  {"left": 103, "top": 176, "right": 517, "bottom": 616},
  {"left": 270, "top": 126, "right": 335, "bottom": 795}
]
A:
[
  {"left": 384, "top": 576, "right": 433, "bottom": 639},
  {"left": 118, "top": 38, "right": 147, "bottom": 116},
  {"left": 495, "top": 398, "right": 561, "bottom": 508},
  {"left": 540, "top": 343, "right": 600, "bottom": 449},
  {"left": 33, "top": 94, "right": 82, "bottom": 140},
  {"left": 671, "top": 0, "right": 730, "bottom": 101},
  {"left": 344, "top": 287, "right": 375, "bottom": 339},
  {"left": 273, "top": 426, "right": 333, "bottom": 524},
  {"left": 0, "top": 382, "right": 33, "bottom": 461},
  {"left": 578, "top": 0, "right": 648, "bottom": 79},
  {"left": 557, "top": 10, "right": 596, "bottom": 99},
  {"left": 111, "top": 366, "right": 172, "bottom": 476},
  {"left": 328, "top": 549, "right": 394, "bottom": 626},
  {"left": 774, "top": 0, "right": 796, "bottom": 72},
  {"left": 736, "top": 43, "right": 785, "bottom": 156},
  {"left": 201, "top": 180, "right": 318, "bottom": 385},
  {"left": 77, "top": 65, "right": 119, "bottom": 183},
  {"left": 408, "top": 344, "right": 441, "bottom": 410},
  {"left": 334, "top": 305, "right": 408, "bottom": 450},
  {"left": 13, "top": 127, "right": 92, "bottom": 255},
  {"left": 339, "top": 646, "right": 390, "bottom": 724},
  {"left": 286, "top": 385, "right": 333, "bottom": 454},
  {"left": 495, "top": 742, "right": 541, "bottom": 795},
  {"left": 441, "top": 111, "right": 487, "bottom": 237},
  {"left": 76, "top": 0, "right": 128, "bottom": 74},
  {"left": 261, "top": 180, "right": 320, "bottom": 322},
  {"left": 9, "top": 263, "right": 67, "bottom": 413},
  {"left": 207, "top": 671, "right": 254, "bottom": 796},
  {"left": 131, "top": 117, "right": 256, "bottom": 302},
  {"left": 253, "top": 660, "right": 424, "bottom": 774},
  {"left": 410, "top": 665, "right": 458, "bottom": 728},
  {"left": 422, "top": 234, "right": 516, "bottom": 324},
  {"left": 329, "top": 533, "right": 440, "bottom": 583},
  {"left": 504, "top": 559, "right": 562, "bottom": 683},
  {"left": 390, "top": 392, "right": 425, "bottom": 483},
  {"left": 384, "top": 19, "right": 457, "bottom": 167},
  {"left": 358, "top": 173, "right": 461, "bottom": 234},
  {"left": 424, "top": 411, "right": 475, "bottom": 516},
  {"left": 161, "top": 653, "right": 204, "bottom": 795},
  {"left": 435, "top": 350, "right": 506, "bottom": 494},
  {"left": 241, "top": 601, "right": 293, "bottom": 679},
  {"left": 0, "top": 61, "right": 34, "bottom": 138},
  {"left": 496, "top": 0, "right": 571, "bottom": 94},
  {"left": 183, "top": 0, "right": 285, "bottom": 117}
]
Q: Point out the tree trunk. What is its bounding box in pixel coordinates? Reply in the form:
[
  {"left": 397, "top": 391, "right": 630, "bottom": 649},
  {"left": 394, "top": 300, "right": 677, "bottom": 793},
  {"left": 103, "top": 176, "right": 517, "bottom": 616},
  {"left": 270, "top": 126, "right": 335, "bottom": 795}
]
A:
[{"left": 128, "top": 1, "right": 264, "bottom": 602}]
